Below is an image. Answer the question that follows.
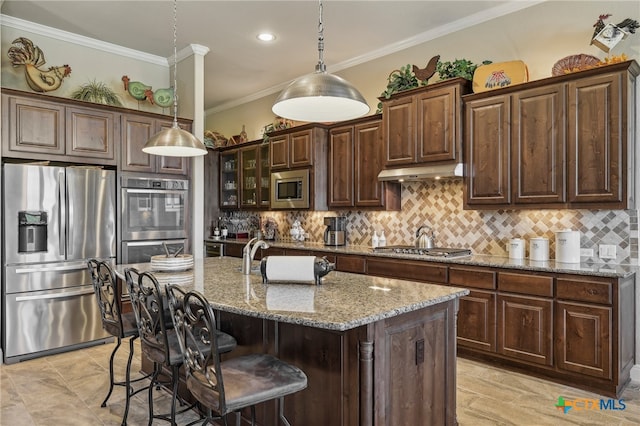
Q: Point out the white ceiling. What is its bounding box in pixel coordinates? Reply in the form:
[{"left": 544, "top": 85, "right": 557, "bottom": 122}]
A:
[{"left": 1, "top": 1, "right": 544, "bottom": 112}]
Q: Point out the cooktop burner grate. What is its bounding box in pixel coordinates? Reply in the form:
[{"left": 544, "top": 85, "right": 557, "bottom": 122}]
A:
[{"left": 374, "top": 246, "right": 472, "bottom": 257}]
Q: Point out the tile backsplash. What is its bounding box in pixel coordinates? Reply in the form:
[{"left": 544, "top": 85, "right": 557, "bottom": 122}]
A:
[{"left": 223, "top": 178, "right": 638, "bottom": 265}]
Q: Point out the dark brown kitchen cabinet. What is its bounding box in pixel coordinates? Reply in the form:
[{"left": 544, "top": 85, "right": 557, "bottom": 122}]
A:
[
  {"left": 567, "top": 71, "right": 623, "bottom": 206},
  {"left": 511, "top": 84, "right": 566, "bottom": 204},
  {"left": 464, "top": 60, "right": 638, "bottom": 210},
  {"left": 219, "top": 149, "right": 239, "bottom": 209},
  {"left": 464, "top": 94, "right": 511, "bottom": 205},
  {"left": 121, "top": 114, "right": 191, "bottom": 175},
  {"left": 381, "top": 78, "right": 469, "bottom": 167},
  {"left": 2, "top": 89, "right": 118, "bottom": 165},
  {"left": 239, "top": 143, "right": 270, "bottom": 209},
  {"left": 366, "top": 257, "right": 447, "bottom": 284},
  {"left": 449, "top": 266, "right": 496, "bottom": 352},
  {"left": 328, "top": 116, "right": 401, "bottom": 210},
  {"left": 269, "top": 125, "right": 328, "bottom": 170}
]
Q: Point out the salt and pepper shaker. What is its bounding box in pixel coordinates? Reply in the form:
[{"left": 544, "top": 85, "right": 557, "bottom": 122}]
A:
[{"left": 372, "top": 231, "right": 379, "bottom": 248}]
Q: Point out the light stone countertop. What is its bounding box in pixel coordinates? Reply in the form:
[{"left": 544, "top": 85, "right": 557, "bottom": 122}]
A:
[
  {"left": 115, "top": 257, "right": 468, "bottom": 332},
  {"left": 206, "top": 239, "right": 638, "bottom": 278}
]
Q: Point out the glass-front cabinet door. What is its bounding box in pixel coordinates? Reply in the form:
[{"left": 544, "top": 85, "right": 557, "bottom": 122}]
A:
[
  {"left": 258, "top": 143, "right": 270, "bottom": 208},
  {"left": 219, "top": 149, "right": 239, "bottom": 209},
  {"left": 240, "top": 146, "right": 258, "bottom": 208}
]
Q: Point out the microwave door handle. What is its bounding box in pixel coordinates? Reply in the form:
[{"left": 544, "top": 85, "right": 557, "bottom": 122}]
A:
[{"left": 58, "top": 170, "right": 66, "bottom": 256}]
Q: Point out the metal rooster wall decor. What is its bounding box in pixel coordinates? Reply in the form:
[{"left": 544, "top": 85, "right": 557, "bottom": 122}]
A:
[
  {"left": 590, "top": 14, "right": 639, "bottom": 53},
  {"left": 121, "top": 75, "right": 174, "bottom": 109},
  {"left": 7, "top": 37, "right": 72, "bottom": 93}
]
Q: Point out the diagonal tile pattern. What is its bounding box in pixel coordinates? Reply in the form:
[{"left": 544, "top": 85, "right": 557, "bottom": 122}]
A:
[{"left": 239, "top": 180, "right": 638, "bottom": 264}]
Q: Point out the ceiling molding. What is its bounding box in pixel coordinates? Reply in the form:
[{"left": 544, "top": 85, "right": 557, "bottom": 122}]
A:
[
  {"left": 0, "top": 14, "right": 169, "bottom": 67},
  {"left": 206, "top": 0, "right": 546, "bottom": 114}
]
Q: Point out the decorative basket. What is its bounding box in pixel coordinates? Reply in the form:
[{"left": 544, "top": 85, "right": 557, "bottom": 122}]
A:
[{"left": 552, "top": 54, "right": 600, "bottom": 76}]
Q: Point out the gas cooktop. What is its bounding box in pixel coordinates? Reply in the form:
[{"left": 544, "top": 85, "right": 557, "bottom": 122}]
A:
[{"left": 374, "top": 246, "right": 472, "bottom": 258}]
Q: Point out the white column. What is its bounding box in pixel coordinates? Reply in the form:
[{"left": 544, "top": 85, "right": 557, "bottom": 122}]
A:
[{"left": 177, "top": 44, "right": 210, "bottom": 260}]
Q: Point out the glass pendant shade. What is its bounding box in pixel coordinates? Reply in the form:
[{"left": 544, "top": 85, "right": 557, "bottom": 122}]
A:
[
  {"left": 143, "top": 123, "right": 208, "bottom": 157},
  {"left": 272, "top": 72, "right": 369, "bottom": 122}
]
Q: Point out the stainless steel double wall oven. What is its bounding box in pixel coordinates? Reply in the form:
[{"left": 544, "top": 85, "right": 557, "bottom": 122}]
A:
[{"left": 118, "top": 173, "right": 190, "bottom": 264}]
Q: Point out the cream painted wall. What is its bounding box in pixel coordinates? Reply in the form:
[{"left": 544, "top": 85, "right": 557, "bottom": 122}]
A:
[
  {"left": 1, "top": 25, "right": 169, "bottom": 114},
  {"left": 206, "top": 0, "right": 640, "bottom": 136}
]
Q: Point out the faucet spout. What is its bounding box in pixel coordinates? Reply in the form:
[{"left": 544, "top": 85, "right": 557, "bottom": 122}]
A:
[{"left": 242, "top": 238, "right": 270, "bottom": 275}]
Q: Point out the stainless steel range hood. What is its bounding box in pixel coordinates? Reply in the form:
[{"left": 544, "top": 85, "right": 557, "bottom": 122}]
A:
[{"left": 377, "top": 163, "right": 463, "bottom": 181}]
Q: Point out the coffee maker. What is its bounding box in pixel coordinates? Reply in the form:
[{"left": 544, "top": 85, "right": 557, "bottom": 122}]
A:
[{"left": 324, "top": 216, "right": 346, "bottom": 246}]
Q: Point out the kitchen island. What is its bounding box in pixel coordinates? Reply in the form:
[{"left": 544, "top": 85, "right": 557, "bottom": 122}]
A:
[{"left": 116, "top": 257, "right": 469, "bottom": 426}]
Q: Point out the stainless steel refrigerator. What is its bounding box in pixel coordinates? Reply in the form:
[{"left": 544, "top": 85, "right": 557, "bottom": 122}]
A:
[{"left": 2, "top": 163, "right": 115, "bottom": 363}]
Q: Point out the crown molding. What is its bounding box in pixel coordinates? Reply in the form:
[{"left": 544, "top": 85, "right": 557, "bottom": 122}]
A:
[
  {"left": 207, "top": 0, "right": 546, "bottom": 114},
  {"left": 1, "top": 14, "right": 169, "bottom": 67}
]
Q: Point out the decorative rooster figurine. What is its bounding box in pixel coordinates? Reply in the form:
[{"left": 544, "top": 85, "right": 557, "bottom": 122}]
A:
[
  {"left": 143, "top": 87, "right": 174, "bottom": 108},
  {"left": 412, "top": 55, "right": 440, "bottom": 83},
  {"left": 121, "top": 75, "right": 151, "bottom": 101},
  {"left": 7, "top": 37, "right": 71, "bottom": 92}
]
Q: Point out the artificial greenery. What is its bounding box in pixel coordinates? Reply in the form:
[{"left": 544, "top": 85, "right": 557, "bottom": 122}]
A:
[
  {"left": 436, "top": 59, "right": 492, "bottom": 81},
  {"left": 71, "top": 80, "right": 122, "bottom": 106},
  {"left": 376, "top": 64, "right": 425, "bottom": 113}
]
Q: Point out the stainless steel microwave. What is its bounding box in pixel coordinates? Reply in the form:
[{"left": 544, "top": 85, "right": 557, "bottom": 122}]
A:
[{"left": 270, "top": 169, "right": 310, "bottom": 209}]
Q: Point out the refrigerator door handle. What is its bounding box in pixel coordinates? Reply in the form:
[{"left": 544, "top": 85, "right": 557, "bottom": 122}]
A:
[
  {"left": 125, "top": 188, "right": 186, "bottom": 195},
  {"left": 58, "top": 170, "right": 67, "bottom": 256},
  {"left": 15, "top": 288, "right": 95, "bottom": 302},
  {"left": 14, "top": 263, "right": 88, "bottom": 274}
]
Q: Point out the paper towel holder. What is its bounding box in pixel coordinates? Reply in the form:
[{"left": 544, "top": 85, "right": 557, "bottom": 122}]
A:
[{"left": 260, "top": 256, "right": 335, "bottom": 285}]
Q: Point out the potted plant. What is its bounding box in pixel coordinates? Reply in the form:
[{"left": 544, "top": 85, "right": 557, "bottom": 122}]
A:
[
  {"left": 436, "top": 58, "right": 492, "bottom": 81},
  {"left": 376, "top": 64, "right": 422, "bottom": 113}
]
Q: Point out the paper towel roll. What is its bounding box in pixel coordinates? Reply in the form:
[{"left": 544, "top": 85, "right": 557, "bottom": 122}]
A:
[
  {"left": 264, "top": 256, "right": 316, "bottom": 282},
  {"left": 555, "top": 229, "right": 580, "bottom": 263}
]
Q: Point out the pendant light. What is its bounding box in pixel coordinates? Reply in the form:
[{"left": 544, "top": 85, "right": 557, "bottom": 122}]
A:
[
  {"left": 272, "top": 0, "right": 369, "bottom": 123},
  {"left": 143, "top": 0, "right": 207, "bottom": 157}
]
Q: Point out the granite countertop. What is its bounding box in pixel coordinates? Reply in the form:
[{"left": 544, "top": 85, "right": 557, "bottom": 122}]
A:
[
  {"left": 115, "top": 257, "right": 468, "bottom": 332},
  {"left": 206, "top": 238, "right": 638, "bottom": 278}
]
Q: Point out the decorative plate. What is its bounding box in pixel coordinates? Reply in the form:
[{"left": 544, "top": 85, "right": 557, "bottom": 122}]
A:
[{"left": 552, "top": 54, "right": 600, "bottom": 76}]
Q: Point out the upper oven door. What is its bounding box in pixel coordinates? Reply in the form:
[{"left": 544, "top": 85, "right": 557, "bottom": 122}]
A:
[{"left": 121, "top": 186, "right": 188, "bottom": 241}]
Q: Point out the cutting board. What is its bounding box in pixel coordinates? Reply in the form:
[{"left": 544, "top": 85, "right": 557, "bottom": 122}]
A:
[{"left": 472, "top": 60, "right": 529, "bottom": 93}]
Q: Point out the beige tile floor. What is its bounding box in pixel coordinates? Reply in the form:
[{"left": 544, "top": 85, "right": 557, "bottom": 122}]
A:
[{"left": 1, "top": 339, "right": 639, "bottom": 425}]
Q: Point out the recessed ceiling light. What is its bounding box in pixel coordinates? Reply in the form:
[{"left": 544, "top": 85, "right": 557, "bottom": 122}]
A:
[{"left": 257, "top": 33, "right": 276, "bottom": 42}]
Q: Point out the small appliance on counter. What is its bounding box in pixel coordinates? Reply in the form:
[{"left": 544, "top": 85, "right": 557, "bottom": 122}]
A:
[{"left": 324, "top": 216, "right": 346, "bottom": 246}]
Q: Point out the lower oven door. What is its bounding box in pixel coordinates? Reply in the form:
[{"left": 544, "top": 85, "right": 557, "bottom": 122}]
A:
[
  {"left": 3, "top": 285, "right": 109, "bottom": 361},
  {"left": 121, "top": 239, "right": 188, "bottom": 264}
]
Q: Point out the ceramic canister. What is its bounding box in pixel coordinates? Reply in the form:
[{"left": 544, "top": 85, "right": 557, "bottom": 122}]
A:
[
  {"left": 508, "top": 238, "right": 525, "bottom": 260},
  {"left": 529, "top": 237, "right": 549, "bottom": 261},
  {"left": 555, "top": 229, "right": 580, "bottom": 263}
]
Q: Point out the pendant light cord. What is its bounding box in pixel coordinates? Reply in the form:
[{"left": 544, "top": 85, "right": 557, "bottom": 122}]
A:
[
  {"left": 171, "top": 0, "right": 179, "bottom": 127},
  {"left": 315, "top": 0, "right": 326, "bottom": 73}
]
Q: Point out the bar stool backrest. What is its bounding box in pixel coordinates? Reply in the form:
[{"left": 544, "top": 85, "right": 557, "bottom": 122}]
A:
[
  {"left": 125, "top": 268, "right": 172, "bottom": 365},
  {"left": 167, "top": 285, "right": 228, "bottom": 415},
  {"left": 89, "top": 259, "right": 125, "bottom": 338}
]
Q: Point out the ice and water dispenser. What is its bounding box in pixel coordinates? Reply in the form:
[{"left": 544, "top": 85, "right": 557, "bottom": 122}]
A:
[{"left": 18, "top": 211, "right": 48, "bottom": 253}]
